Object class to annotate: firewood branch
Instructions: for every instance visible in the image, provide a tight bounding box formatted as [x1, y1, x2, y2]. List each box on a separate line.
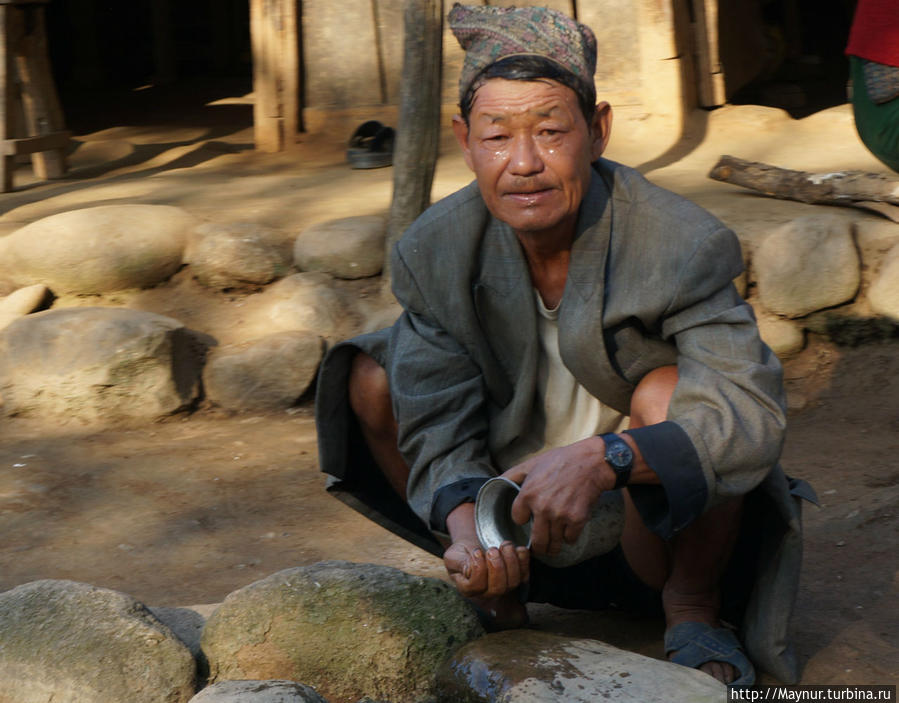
[708, 155, 899, 206]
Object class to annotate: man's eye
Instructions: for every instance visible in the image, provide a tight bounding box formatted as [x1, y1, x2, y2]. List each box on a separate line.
[484, 134, 508, 142]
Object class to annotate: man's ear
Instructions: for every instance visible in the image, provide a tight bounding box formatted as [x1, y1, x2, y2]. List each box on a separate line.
[452, 114, 476, 172]
[589, 101, 613, 160]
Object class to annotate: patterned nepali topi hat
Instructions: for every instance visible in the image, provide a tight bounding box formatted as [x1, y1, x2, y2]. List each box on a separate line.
[448, 3, 597, 105]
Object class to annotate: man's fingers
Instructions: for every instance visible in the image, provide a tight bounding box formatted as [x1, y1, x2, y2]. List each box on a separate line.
[484, 547, 508, 596]
[562, 518, 586, 545]
[516, 546, 530, 582]
[500, 463, 527, 485]
[445, 545, 488, 596]
[510, 492, 532, 526]
[547, 517, 566, 556]
[498, 541, 521, 587]
[529, 513, 550, 555]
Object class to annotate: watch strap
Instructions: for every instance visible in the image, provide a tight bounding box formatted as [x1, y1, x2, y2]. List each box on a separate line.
[600, 432, 633, 489]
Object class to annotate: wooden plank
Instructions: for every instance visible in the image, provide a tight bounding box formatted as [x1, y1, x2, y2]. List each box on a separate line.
[691, 0, 725, 107]
[279, 0, 300, 146]
[250, 0, 281, 151]
[303, 0, 382, 109]
[1, 129, 70, 156]
[0, 5, 15, 191]
[15, 5, 65, 179]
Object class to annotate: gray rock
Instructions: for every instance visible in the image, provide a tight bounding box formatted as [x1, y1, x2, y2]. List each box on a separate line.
[755, 215, 860, 318]
[187, 222, 293, 290]
[203, 331, 324, 412]
[190, 680, 328, 703]
[436, 630, 725, 703]
[0, 204, 196, 294]
[258, 272, 356, 339]
[294, 216, 386, 279]
[0, 579, 195, 703]
[201, 561, 484, 703]
[868, 242, 899, 321]
[0, 284, 52, 331]
[756, 310, 806, 358]
[0, 307, 204, 423]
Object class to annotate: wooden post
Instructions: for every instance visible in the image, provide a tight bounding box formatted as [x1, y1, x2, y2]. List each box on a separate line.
[0, 4, 15, 191]
[250, 0, 300, 152]
[15, 2, 65, 179]
[383, 0, 443, 286]
[0, 0, 70, 191]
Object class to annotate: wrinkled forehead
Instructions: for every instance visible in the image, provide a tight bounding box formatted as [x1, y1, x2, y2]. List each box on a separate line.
[468, 78, 583, 121]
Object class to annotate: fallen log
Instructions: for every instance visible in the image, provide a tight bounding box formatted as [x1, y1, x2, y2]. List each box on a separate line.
[708, 155, 899, 222]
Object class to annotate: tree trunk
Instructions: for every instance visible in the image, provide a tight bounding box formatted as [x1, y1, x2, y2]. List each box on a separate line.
[383, 0, 443, 290]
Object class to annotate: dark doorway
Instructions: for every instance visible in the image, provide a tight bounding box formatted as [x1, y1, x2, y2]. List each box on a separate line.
[725, 0, 856, 118]
[45, 0, 253, 135]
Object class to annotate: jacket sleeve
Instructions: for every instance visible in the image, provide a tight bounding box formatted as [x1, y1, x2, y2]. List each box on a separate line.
[627, 226, 787, 539]
[388, 245, 497, 533]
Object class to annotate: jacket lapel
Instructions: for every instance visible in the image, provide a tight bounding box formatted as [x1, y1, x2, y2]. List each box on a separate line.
[558, 169, 635, 414]
[473, 218, 538, 415]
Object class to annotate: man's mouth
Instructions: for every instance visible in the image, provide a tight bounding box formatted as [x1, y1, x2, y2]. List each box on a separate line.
[504, 188, 553, 204]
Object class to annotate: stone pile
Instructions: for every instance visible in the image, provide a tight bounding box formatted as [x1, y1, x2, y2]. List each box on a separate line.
[748, 214, 899, 356]
[0, 204, 895, 424]
[0, 205, 385, 422]
[0, 562, 729, 703]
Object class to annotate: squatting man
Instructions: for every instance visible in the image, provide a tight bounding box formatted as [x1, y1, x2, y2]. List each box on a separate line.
[316, 3, 815, 688]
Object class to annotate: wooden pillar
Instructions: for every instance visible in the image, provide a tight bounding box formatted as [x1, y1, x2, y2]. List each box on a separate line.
[0, 4, 15, 192]
[383, 0, 443, 286]
[250, 0, 300, 152]
[0, 0, 70, 191]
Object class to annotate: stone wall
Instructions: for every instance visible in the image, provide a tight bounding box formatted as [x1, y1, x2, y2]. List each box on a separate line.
[0, 203, 895, 425]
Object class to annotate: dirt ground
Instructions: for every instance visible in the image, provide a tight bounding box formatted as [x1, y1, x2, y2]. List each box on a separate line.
[0, 80, 896, 687]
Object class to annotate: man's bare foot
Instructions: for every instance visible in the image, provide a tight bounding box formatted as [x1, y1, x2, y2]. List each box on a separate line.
[468, 592, 529, 631]
[663, 584, 736, 684]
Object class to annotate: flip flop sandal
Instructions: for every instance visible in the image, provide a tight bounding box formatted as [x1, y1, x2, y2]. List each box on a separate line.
[347, 120, 395, 169]
[664, 621, 756, 688]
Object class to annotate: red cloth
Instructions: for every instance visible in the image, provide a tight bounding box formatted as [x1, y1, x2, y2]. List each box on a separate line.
[846, 0, 899, 66]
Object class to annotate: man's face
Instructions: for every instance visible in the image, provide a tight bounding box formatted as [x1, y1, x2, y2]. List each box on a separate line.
[453, 78, 611, 241]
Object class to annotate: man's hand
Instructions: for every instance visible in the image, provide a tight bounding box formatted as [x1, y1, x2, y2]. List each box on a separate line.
[501, 436, 613, 557]
[444, 502, 529, 598]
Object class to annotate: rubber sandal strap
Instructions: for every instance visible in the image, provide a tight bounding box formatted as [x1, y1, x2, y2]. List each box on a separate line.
[664, 622, 756, 687]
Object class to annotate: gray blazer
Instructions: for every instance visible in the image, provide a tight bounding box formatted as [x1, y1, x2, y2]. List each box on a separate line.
[316, 159, 815, 683]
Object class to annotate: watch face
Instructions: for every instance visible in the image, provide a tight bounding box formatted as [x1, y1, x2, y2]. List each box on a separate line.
[606, 438, 633, 469]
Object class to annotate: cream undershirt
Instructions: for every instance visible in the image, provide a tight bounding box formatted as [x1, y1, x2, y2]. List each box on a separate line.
[494, 291, 628, 470]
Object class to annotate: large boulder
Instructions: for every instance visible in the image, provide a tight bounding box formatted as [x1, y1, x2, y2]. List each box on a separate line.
[254, 272, 356, 340]
[868, 242, 899, 322]
[754, 215, 860, 318]
[203, 331, 324, 412]
[0, 579, 196, 703]
[186, 222, 293, 290]
[436, 631, 725, 703]
[0, 204, 196, 294]
[293, 216, 386, 279]
[201, 561, 484, 703]
[0, 307, 204, 423]
[190, 681, 329, 703]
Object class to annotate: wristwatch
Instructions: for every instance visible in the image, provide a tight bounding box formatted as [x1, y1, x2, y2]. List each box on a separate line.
[600, 433, 633, 489]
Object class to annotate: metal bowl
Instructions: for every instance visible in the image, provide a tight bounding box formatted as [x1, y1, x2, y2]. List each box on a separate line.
[474, 475, 625, 568]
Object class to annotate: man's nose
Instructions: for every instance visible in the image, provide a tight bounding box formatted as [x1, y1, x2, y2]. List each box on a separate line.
[507, 135, 543, 176]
